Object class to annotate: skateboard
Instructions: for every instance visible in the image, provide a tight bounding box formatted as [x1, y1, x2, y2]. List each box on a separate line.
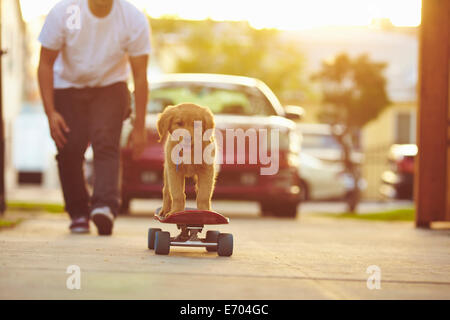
[148, 207, 233, 257]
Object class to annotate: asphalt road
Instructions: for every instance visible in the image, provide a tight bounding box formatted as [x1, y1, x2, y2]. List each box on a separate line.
[1, 200, 449, 300]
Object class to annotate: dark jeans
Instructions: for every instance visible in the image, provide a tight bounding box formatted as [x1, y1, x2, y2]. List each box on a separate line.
[54, 82, 130, 219]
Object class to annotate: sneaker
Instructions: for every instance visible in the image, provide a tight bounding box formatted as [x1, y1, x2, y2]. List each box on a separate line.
[91, 206, 114, 235]
[70, 217, 90, 234]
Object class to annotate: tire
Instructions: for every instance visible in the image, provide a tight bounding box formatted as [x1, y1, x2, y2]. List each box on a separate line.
[205, 230, 220, 252]
[259, 201, 299, 218]
[155, 231, 171, 255]
[119, 196, 131, 215]
[277, 202, 298, 218]
[217, 233, 233, 257]
[148, 228, 161, 250]
[299, 179, 309, 202]
[259, 202, 274, 217]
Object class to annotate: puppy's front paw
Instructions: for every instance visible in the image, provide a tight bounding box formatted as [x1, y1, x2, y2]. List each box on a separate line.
[165, 206, 184, 217]
[164, 210, 177, 218]
[159, 206, 170, 217]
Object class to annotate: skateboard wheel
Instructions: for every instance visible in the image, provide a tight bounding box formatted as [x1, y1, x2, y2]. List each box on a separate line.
[217, 233, 233, 257]
[205, 231, 220, 252]
[155, 231, 170, 255]
[148, 228, 161, 250]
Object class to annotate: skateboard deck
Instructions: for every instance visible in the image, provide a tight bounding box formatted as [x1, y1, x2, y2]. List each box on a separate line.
[154, 207, 229, 225]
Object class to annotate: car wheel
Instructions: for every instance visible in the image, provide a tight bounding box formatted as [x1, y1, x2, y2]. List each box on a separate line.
[259, 201, 274, 217]
[119, 196, 131, 215]
[273, 202, 299, 218]
[276, 203, 298, 218]
[299, 179, 309, 202]
[259, 201, 299, 218]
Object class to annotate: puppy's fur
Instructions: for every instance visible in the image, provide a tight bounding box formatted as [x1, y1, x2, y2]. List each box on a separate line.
[157, 103, 216, 217]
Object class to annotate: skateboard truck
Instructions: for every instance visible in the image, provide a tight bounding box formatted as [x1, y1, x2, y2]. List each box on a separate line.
[173, 225, 202, 241]
[148, 207, 233, 256]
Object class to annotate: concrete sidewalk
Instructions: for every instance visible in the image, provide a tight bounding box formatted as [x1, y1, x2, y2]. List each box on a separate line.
[0, 210, 449, 299]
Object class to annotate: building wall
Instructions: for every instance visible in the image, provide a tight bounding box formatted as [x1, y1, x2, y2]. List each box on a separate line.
[361, 102, 417, 199]
[1, 0, 26, 191]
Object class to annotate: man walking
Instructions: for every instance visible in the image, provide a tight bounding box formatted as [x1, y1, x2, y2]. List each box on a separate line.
[37, 0, 150, 235]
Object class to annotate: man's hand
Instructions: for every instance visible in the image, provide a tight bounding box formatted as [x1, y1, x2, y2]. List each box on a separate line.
[48, 111, 70, 148]
[38, 46, 67, 148]
[128, 126, 147, 160]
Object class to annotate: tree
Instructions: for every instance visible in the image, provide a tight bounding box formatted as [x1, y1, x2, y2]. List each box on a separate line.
[312, 53, 390, 212]
[150, 17, 307, 102]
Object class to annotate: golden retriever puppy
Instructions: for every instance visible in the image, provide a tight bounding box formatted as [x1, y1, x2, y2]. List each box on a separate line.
[157, 103, 216, 217]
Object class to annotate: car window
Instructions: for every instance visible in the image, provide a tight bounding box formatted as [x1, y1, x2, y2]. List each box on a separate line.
[299, 153, 323, 168]
[302, 133, 341, 150]
[148, 84, 276, 116]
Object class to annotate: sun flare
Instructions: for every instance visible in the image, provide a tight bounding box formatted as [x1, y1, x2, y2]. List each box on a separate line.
[20, 0, 421, 29]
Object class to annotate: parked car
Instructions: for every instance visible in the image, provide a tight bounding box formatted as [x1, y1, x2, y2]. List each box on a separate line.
[380, 144, 416, 200]
[297, 123, 363, 164]
[120, 73, 304, 217]
[297, 123, 366, 210]
[298, 153, 354, 201]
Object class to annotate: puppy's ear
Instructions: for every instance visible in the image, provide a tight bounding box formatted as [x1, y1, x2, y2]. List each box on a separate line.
[157, 105, 175, 142]
[202, 108, 215, 131]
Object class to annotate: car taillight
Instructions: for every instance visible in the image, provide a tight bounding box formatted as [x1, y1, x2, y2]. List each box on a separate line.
[267, 129, 300, 168]
[397, 157, 414, 174]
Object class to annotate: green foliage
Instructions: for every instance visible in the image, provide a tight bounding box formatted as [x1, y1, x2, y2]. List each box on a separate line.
[312, 53, 391, 213]
[313, 53, 390, 128]
[150, 17, 307, 102]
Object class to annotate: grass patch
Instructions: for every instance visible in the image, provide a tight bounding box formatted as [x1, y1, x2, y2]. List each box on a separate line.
[320, 208, 415, 221]
[0, 201, 64, 230]
[6, 201, 64, 214]
[0, 218, 23, 229]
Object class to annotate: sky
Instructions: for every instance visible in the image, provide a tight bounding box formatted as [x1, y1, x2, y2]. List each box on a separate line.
[19, 0, 422, 30]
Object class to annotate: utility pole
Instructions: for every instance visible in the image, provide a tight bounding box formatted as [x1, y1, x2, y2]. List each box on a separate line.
[0, 0, 6, 215]
[415, 0, 450, 227]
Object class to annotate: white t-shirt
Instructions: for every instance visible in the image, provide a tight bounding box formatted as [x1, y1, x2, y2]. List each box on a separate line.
[38, 0, 151, 88]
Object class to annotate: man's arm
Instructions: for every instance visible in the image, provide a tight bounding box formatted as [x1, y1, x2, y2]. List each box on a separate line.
[129, 54, 149, 159]
[38, 46, 70, 148]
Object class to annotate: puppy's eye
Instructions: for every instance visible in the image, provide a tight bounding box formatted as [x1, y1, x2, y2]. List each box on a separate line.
[175, 120, 184, 126]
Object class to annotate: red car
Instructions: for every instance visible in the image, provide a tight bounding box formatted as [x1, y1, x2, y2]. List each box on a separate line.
[380, 144, 416, 200]
[120, 73, 303, 217]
